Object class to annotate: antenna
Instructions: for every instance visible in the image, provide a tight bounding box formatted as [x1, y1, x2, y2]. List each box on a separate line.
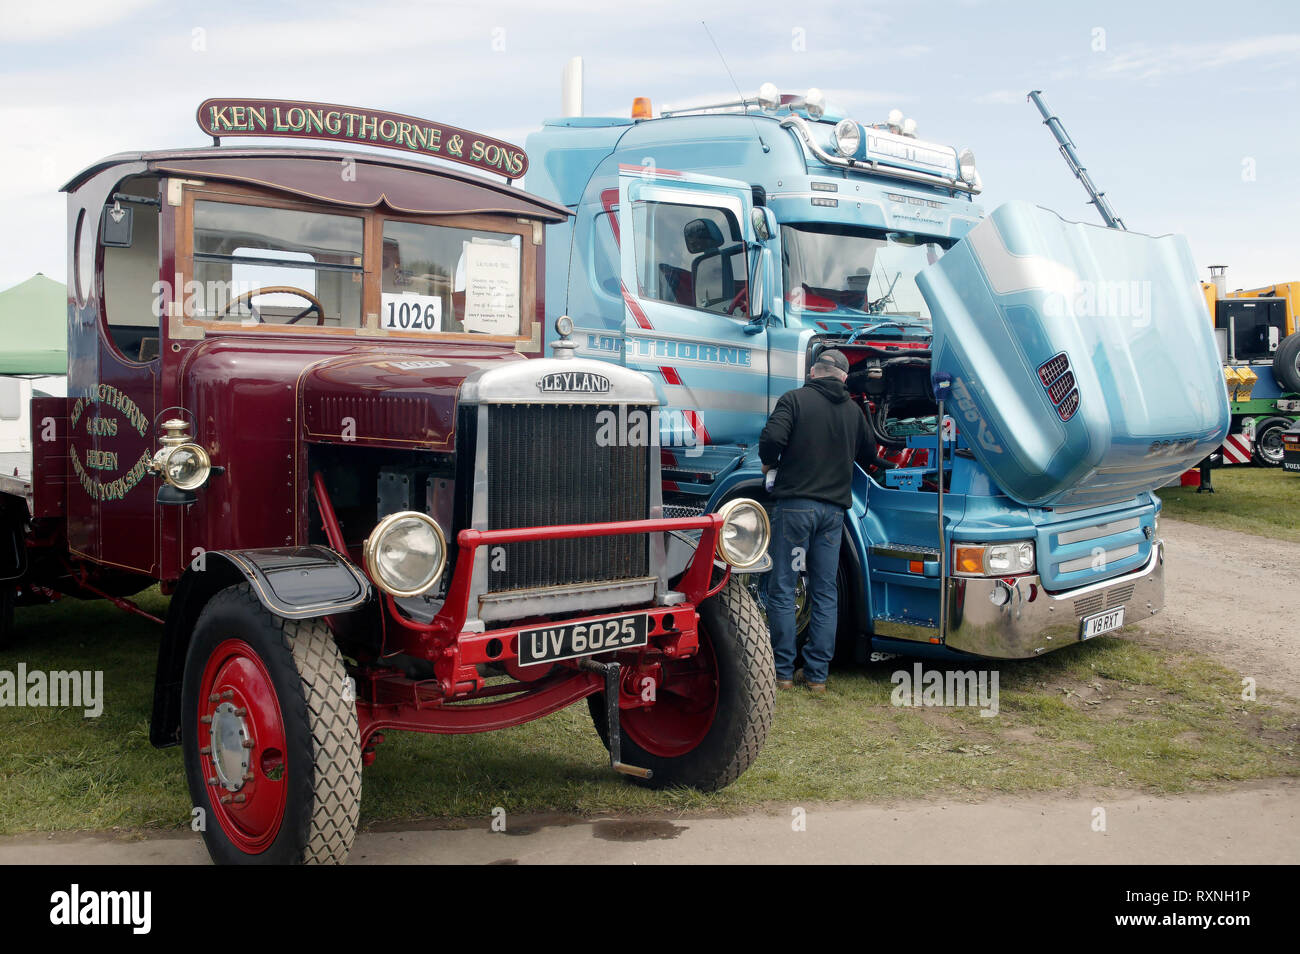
[700, 20, 769, 153]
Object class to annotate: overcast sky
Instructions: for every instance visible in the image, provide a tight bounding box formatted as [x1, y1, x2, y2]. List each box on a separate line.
[1, 0, 1296, 291]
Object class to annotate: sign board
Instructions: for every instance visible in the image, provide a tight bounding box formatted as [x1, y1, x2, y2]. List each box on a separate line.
[196, 98, 528, 179]
[460, 240, 521, 335]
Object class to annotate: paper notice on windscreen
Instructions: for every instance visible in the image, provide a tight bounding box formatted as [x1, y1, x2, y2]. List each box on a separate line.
[461, 240, 520, 335]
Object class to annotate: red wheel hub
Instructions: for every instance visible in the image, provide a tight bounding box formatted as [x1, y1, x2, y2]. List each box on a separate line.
[621, 631, 719, 758]
[197, 639, 287, 854]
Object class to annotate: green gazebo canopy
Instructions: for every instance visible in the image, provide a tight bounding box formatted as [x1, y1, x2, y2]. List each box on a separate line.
[0, 274, 67, 374]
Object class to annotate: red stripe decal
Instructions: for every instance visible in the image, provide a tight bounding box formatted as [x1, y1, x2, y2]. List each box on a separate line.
[660, 366, 682, 386]
[683, 409, 710, 447]
[618, 163, 683, 177]
[621, 284, 652, 330]
[600, 188, 620, 244]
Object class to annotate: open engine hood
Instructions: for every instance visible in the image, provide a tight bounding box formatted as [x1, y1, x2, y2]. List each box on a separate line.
[916, 201, 1230, 509]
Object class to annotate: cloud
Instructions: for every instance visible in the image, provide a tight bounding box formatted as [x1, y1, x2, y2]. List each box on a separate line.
[2, 0, 163, 42]
[1093, 33, 1300, 81]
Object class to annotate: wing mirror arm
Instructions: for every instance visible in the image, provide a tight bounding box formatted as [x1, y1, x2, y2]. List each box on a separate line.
[744, 240, 773, 335]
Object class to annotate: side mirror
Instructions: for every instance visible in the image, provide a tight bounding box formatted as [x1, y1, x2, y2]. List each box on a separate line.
[750, 207, 776, 243]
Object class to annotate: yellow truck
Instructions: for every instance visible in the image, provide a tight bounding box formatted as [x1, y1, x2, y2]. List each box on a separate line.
[1202, 267, 1300, 466]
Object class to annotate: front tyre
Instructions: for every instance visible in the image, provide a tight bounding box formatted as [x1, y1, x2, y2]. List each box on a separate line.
[589, 576, 774, 790]
[182, 584, 361, 865]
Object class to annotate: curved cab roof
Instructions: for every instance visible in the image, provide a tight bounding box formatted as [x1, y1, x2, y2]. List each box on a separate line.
[62, 146, 570, 221]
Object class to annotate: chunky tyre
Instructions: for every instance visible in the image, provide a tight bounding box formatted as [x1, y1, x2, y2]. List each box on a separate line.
[1273, 333, 1300, 394]
[1251, 417, 1290, 467]
[589, 576, 774, 790]
[182, 584, 361, 865]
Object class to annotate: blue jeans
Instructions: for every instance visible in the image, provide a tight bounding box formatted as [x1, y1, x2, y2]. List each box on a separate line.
[767, 498, 844, 684]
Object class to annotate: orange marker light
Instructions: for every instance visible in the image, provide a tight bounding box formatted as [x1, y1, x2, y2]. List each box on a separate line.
[953, 546, 985, 575]
[632, 97, 653, 120]
[908, 560, 924, 574]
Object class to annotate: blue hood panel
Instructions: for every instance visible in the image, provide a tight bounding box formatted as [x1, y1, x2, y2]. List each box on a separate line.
[917, 201, 1230, 508]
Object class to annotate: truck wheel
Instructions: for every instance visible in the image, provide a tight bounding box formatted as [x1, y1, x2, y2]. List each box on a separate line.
[182, 583, 361, 865]
[1251, 417, 1289, 467]
[588, 576, 774, 790]
[0, 585, 14, 650]
[1273, 333, 1300, 394]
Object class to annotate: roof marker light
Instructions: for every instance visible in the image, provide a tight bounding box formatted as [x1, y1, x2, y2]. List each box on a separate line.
[632, 97, 653, 120]
[902, 117, 917, 137]
[757, 82, 780, 109]
[804, 88, 826, 119]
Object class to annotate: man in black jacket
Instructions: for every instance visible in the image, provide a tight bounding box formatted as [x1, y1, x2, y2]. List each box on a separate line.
[759, 349, 890, 692]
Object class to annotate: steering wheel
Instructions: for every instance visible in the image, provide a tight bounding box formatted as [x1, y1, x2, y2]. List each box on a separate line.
[217, 286, 326, 326]
[727, 287, 748, 316]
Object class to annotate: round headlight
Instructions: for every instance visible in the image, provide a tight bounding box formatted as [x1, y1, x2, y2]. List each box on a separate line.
[834, 119, 861, 158]
[715, 498, 771, 569]
[163, 443, 211, 491]
[364, 511, 447, 598]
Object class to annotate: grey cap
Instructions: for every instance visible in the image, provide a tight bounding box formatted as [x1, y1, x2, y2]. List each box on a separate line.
[814, 349, 849, 373]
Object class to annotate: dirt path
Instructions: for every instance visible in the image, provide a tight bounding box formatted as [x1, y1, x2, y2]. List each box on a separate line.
[1148, 519, 1300, 697]
[1, 780, 1295, 864]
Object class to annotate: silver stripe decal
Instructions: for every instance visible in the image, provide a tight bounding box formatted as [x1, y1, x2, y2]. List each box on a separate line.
[1057, 517, 1140, 546]
[1057, 544, 1140, 574]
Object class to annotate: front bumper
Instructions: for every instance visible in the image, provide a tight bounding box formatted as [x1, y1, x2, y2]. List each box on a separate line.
[944, 540, 1164, 659]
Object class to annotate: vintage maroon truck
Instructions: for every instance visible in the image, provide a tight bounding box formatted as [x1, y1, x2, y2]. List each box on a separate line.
[0, 100, 774, 864]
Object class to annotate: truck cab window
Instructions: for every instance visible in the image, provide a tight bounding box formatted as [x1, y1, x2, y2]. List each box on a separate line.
[101, 178, 161, 362]
[192, 201, 363, 327]
[381, 221, 523, 335]
[631, 201, 748, 318]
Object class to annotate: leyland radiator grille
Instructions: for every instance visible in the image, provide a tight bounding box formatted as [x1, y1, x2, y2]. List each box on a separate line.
[486, 404, 650, 592]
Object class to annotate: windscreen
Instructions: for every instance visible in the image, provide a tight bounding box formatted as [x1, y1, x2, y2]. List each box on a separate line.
[781, 223, 949, 320]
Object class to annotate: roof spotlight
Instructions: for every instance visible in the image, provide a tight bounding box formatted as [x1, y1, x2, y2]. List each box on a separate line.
[804, 88, 826, 119]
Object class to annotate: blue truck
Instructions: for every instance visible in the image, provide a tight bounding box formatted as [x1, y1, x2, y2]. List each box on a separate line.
[524, 77, 1230, 661]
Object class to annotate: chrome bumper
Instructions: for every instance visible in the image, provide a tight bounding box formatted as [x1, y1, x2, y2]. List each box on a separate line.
[943, 541, 1164, 659]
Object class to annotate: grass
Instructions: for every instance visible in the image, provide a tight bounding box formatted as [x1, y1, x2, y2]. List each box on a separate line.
[0, 592, 1296, 835]
[1159, 466, 1300, 542]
